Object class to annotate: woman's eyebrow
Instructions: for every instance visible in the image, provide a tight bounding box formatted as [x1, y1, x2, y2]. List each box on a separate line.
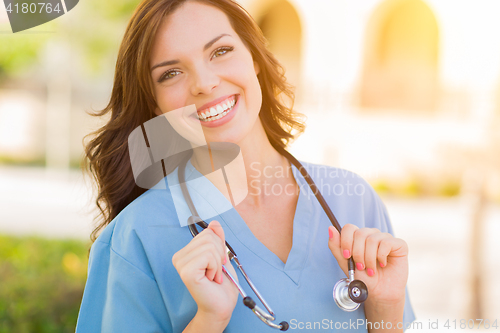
[203, 33, 231, 51]
[150, 33, 231, 72]
[151, 59, 180, 72]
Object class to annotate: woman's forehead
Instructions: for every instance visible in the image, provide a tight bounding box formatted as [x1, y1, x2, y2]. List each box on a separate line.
[151, 2, 237, 58]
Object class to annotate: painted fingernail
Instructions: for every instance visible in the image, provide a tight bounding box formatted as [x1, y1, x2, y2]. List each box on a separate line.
[380, 262, 385, 268]
[343, 250, 350, 259]
[328, 228, 333, 239]
[356, 262, 364, 270]
[367, 268, 375, 276]
[223, 257, 227, 265]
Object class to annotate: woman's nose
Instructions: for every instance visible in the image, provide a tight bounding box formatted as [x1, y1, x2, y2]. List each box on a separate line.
[190, 64, 220, 96]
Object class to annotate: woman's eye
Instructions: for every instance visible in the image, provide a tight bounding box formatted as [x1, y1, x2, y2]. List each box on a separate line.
[158, 70, 181, 83]
[212, 46, 234, 59]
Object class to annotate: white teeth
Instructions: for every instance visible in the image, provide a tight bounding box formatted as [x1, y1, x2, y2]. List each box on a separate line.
[197, 96, 237, 122]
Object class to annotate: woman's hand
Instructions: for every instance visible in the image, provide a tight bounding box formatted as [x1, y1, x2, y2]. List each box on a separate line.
[327, 224, 409, 306]
[172, 221, 239, 331]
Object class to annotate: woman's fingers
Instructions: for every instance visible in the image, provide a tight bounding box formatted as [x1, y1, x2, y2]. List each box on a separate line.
[174, 242, 221, 282]
[173, 220, 227, 284]
[328, 224, 408, 276]
[352, 228, 379, 272]
[364, 232, 388, 275]
[327, 226, 348, 275]
[376, 236, 408, 265]
[339, 224, 358, 260]
[328, 224, 375, 275]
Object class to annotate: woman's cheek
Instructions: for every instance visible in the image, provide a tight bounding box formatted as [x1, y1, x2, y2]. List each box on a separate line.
[224, 58, 255, 80]
[158, 87, 189, 113]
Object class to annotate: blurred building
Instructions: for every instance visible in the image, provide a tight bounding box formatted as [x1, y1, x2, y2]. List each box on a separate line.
[1, 0, 500, 197]
[241, 0, 500, 198]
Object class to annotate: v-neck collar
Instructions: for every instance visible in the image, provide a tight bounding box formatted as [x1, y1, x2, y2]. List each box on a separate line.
[167, 159, 316, 285]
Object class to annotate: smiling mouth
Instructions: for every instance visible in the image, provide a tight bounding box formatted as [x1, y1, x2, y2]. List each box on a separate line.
[196, 95, 237, 122]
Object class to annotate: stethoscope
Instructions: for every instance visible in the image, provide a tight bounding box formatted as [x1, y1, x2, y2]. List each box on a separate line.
[177, 148, 369, 331]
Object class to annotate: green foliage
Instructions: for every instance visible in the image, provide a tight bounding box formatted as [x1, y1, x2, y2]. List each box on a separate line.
[60, 0, 140, 76]
[0, 33, 49, 78]
[89, 0, 140, 20]
[0, 234, 89, 333]
[0, 155, 46, 167]
[0, 0, 139, 78]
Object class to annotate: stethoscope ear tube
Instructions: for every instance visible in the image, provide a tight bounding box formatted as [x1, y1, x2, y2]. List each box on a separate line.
[278, 149, 369, 310]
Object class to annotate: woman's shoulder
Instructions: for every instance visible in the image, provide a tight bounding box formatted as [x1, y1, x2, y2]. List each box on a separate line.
[97, 186, 176, 237]
[298, 160, 372, 188]
[297, 160, 391, 230]
[91, 184, 184, 271]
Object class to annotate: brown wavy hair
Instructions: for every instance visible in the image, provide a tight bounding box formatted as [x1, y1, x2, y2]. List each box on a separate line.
[84, 0, 306, 242]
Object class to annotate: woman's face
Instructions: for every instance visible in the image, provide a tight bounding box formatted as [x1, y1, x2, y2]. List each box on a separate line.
[150, 1, 263, 145]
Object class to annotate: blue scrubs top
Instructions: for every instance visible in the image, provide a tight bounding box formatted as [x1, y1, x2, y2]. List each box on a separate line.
[76, 161, 416, 332]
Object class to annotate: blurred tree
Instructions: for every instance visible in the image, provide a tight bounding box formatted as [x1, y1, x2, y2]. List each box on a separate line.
[0, 0, 139, 80]
[0, 34, 49, 79]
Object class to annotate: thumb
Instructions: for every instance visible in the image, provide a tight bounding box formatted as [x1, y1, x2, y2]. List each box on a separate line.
[328, 226, 348, 275]
[208, 220, 226, 244]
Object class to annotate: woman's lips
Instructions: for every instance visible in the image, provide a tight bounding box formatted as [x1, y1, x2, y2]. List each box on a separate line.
[197, 94, 235, 113]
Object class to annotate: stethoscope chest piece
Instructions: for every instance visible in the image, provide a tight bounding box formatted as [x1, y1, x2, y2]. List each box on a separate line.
[333, 277, 368, 312]
[333, 278, 360, 311]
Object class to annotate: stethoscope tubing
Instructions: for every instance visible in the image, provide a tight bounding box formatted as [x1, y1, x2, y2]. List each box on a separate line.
[179, 155, 277, 316]
[178, 153, 287, 329]
[176, 147, 364, 329]
[277, 148, 357, 272]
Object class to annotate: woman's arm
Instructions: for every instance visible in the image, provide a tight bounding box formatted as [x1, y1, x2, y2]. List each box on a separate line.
[364, 297, 405, 333]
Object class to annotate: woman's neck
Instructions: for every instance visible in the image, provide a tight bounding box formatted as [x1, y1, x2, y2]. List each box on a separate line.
[190, 121, 293, 207]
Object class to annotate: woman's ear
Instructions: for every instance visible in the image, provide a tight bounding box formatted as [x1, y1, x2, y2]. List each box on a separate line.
[254, 61, 260, 75]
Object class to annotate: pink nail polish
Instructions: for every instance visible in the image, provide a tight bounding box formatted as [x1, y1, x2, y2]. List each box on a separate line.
[328, 228, 333, 239]
[367, 268, 374, 276]
[356, 262, 364, 270]
[380, 262, 385, 268]
[343, 250, 350, 259]
[223, 257, 227, 265]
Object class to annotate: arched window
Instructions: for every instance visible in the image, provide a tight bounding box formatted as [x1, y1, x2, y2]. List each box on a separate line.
[360, 0, 439, 112]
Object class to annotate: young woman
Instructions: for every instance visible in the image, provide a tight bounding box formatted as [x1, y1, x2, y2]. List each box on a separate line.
[76, 0, 415, 332]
